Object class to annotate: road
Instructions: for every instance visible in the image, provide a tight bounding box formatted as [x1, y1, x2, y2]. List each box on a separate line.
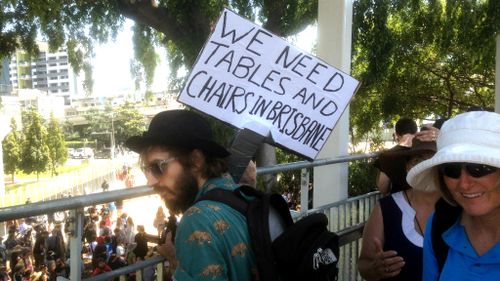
[107, 166, 168, 235]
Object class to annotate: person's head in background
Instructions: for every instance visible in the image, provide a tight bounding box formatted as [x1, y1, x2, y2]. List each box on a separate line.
[394, 117, 418, 146]
[239, 160, 257, 187]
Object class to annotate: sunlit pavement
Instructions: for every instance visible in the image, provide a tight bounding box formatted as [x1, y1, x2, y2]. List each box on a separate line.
[108, 166, 167, 235]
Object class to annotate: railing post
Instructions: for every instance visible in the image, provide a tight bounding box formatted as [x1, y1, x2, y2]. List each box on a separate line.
[69, 208, 84, 280]
[300, 169, 309, 215]
[156, 262, 164, 281]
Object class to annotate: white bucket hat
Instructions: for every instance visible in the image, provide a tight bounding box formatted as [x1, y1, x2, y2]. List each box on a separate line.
[406, 111, 500, 191]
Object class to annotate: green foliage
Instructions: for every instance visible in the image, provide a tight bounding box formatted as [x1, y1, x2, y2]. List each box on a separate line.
[20, 109, 50, 179]
[348, 156, 378, 196]
[132, 24, 158, 88]
[83, 103, 146, 147]
[144, 90, 155, 104]
[275, 147, 305, 203]
[2, 118, 23, 181]
[46, 113, 67, 176]
[351, 0, 500, 140]
[113, 102, 147, 145]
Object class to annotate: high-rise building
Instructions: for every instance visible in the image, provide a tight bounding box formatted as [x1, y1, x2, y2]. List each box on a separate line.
[0, 58, 11, 95]
[8, 42, 80, 102]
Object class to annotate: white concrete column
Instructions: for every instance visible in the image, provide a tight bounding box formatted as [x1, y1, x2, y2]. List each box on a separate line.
[496, 34, 500, 113]
[313, 0, 353, 207]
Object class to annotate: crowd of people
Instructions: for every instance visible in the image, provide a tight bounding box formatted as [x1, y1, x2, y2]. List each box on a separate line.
[2, 108, 498, 281]
[1, 200, 178, 281]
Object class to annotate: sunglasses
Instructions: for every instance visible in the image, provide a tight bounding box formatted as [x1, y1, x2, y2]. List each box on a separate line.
[439, 163, 497, 179]
[141, 157, 177, 178]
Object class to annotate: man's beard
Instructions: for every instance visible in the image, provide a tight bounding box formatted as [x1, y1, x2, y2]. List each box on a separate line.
[163, 170, 199, 215]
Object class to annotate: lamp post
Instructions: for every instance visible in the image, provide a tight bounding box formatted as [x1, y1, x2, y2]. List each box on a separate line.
[110, 113, 115, 159]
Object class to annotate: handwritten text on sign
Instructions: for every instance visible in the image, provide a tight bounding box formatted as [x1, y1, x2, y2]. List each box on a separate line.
[179, 8, 360, 159]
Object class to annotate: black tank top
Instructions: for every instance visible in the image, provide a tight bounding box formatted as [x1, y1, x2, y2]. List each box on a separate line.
[379, 193, 423, 281]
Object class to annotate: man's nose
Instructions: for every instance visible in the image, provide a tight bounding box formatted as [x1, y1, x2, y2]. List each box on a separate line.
[145, 173, 159, 187]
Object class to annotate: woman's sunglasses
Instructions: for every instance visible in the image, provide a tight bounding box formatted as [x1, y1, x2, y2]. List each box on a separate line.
[439, 163, 497, 179]
[141, 157, 177, 178]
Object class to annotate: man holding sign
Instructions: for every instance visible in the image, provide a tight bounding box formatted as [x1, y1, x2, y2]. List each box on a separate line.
[126, 110, 257, 280]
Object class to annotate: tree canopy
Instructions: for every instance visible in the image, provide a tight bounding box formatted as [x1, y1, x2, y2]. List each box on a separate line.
[2, 118, 22, 181]
[1, 0, 317, 92]
[350, 0, 500, 142]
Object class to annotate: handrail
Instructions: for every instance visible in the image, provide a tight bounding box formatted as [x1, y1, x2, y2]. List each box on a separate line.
[256, 152, 380, 175]
[303, 190, 380, 216]
[83, 256, 165, 281]
[0, 152, 379, 221]
[0, 186, 155, 221]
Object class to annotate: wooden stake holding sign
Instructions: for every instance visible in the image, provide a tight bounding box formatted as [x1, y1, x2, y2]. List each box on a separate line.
[179, 8, 360, 160]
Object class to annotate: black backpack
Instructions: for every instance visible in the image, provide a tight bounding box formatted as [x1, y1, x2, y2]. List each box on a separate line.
[430, 198, 462, 276]
[198, 185, 339, 281]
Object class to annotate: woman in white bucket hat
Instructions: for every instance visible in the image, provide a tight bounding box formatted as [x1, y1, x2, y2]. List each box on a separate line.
[406, 111, 500, 281]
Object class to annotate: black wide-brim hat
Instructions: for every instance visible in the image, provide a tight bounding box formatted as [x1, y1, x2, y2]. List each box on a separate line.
[381, 138, 437, 160]
[125, 110, 230, 157]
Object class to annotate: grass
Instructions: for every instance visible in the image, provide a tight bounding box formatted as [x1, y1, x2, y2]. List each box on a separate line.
[4, 160, 90, 192]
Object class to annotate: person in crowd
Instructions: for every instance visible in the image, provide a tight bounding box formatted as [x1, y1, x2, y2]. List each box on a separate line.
[8, 250, 22, 280]
[107, 252, 127, 272]
[153, 207, 167, 237]
[0, 264, 10, 281]
[46, 225, 65, 262]
[159, 213, 177, 246]
[125, 110, 257, 280]
[111, 228, 126, 255]
[123, 217, 135, 246]
[11, 264, 24, 281]
[359, 137, 440, 281]
[91, 237, 108, 270]
[374, 117, 418, 194]
[133, 225, 148, 260]
[54, 257, 68, 279]
[91, 257, 112, 277]
[101, 180, 109, 192]
[406, 111, 500, 280]
[4, 228, 19, 252]
[125, 243, 137, 266]
[19, 248, 33, 274]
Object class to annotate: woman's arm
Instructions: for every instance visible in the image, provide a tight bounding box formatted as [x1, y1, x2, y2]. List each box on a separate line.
[358, 204, 405, 281]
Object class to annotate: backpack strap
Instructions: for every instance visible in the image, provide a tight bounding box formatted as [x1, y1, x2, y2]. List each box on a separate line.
[197, 188, 248, 215]
[431, 198, 462, 274]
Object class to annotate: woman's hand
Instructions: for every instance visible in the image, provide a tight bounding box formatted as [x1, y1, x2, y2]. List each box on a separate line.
[415, 125, 439, 142]
[372, 238, 405, 279]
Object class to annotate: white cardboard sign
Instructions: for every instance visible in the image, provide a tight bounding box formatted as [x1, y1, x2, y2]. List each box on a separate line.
[179, 8, 360, 159]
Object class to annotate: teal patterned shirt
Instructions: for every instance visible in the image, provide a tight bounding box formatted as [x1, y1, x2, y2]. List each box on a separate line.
[173, 174, 257, 281]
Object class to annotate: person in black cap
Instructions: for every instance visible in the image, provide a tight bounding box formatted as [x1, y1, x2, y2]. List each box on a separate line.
[374, 117, 418, 195]
[125, 109, 257, 281]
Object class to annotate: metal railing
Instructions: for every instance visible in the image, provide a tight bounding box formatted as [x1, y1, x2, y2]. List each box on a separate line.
[0, 152, 381, 281]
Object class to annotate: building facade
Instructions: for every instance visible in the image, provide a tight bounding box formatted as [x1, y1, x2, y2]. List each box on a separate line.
[8, 42, 80, 101]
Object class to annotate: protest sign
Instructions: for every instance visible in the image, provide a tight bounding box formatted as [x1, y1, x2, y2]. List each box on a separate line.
[179, 8, 360, 159]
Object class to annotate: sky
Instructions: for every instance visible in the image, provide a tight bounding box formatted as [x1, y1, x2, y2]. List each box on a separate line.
[91, 19, 316, 97]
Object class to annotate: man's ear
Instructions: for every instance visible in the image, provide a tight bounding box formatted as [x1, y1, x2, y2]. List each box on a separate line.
[190, 149, 205, 173]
